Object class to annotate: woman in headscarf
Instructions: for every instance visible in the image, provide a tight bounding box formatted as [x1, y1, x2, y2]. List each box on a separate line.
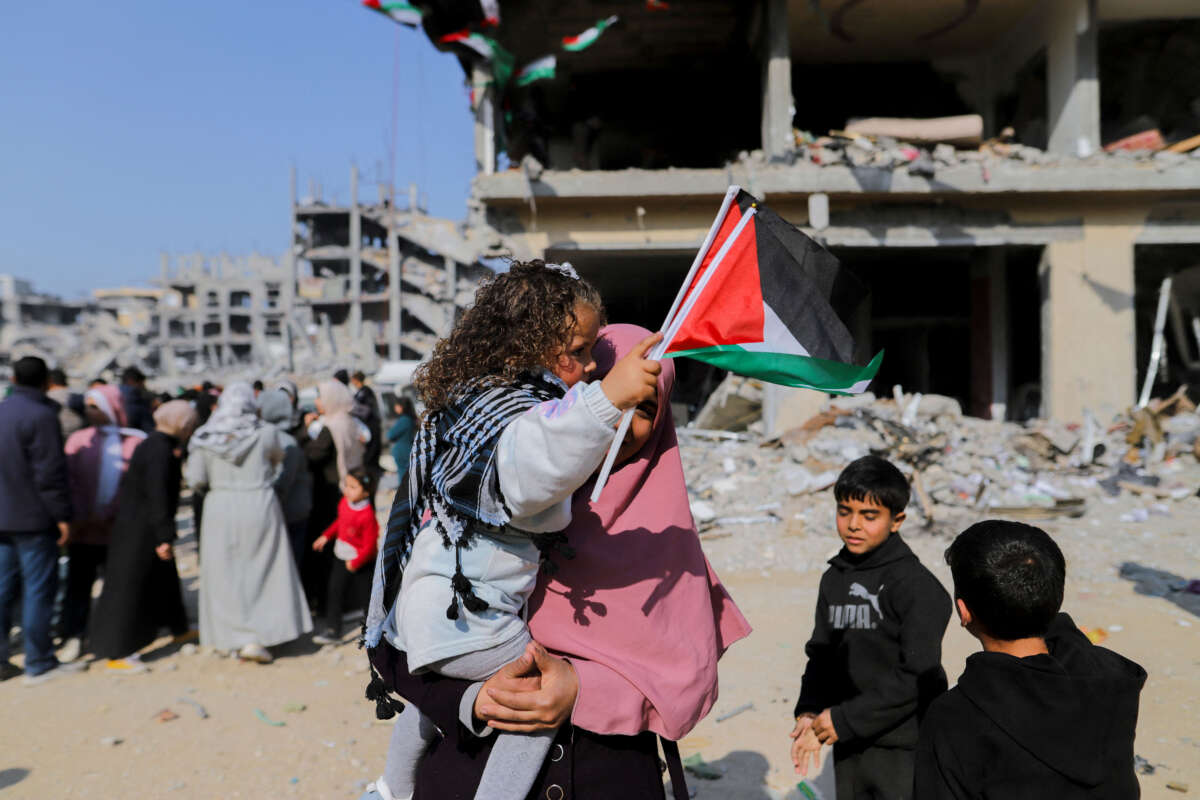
[274, 380, 309, 447]
[186, 383, 312, 663]
[259, 388, 313, 566]
[60, 384, 147, 661]
[365, 324, 751, 800]
[302, 379, 366, 611]
[90, 400, 200, 671]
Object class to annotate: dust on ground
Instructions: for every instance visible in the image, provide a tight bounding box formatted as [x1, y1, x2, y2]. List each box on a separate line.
[3, 481, 1198, 799]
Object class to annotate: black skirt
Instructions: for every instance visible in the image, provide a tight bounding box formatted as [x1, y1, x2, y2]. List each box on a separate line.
[370, 644, 669, 800]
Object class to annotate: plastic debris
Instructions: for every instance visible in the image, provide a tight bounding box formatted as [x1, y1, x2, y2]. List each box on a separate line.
[154, 709, 179, 723]
[99, 737, 123, 747]
[254, 709, 286, 727]
[284, 702, 307, 713]
[715, 702, 754, 723]
[178, 697, 209, 719]
[1079, 626, 1108, 645]
[1166, 781, 1189, 793]
[797, 781, 819, 800]
[682, 753, 722, 780]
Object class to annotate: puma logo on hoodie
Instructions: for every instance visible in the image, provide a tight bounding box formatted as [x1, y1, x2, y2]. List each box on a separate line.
[829, 582, 885, 630]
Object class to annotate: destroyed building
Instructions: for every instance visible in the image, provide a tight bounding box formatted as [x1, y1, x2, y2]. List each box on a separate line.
[292, 166, 492, 366]
[408, 0, 1200, 424]
[0, 274, 87, 369]
[7, 165, 495, 380]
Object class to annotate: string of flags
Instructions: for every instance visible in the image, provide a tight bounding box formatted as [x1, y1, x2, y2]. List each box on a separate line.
[562, 15, 618, 52]
[360, 2, 670, 94]
[362, 0, 423, 27]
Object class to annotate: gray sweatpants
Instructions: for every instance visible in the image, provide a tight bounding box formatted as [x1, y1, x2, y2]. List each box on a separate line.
[382, 630, 556, 800]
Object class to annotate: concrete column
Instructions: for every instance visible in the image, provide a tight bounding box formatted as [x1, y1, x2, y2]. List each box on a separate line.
[969, 249, 1009, 420]
[1040, 210, 1139, 422]
[387, 229, 401, 360]
[1047, 0, 1100, 157]
[989, 254, 1009, 421]
[760, 0, 793, 162]
[286, 165, 297, 372]
[349, 165, 363, 339]
[444, 255, 457, 336]
[472, 65, 496, 175]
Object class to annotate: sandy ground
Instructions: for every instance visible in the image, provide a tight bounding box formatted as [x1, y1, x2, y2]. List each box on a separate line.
[2, 494, 1198, 799]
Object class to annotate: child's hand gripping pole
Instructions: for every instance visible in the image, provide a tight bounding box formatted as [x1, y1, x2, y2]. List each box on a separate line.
[592, 333, 664, 501]
[590, 199, 758, 502]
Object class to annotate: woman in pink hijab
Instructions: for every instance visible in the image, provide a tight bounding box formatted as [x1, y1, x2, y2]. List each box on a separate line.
[370, 324, 751, 800]
[60, 384, 147, 660]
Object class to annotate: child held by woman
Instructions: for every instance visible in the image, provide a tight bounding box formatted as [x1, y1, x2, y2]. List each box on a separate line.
[361, 261, 661, 800]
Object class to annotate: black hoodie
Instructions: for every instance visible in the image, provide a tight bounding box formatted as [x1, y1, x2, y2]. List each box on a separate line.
[915, 612, 1147, 799]
[795, 533, 952, 750]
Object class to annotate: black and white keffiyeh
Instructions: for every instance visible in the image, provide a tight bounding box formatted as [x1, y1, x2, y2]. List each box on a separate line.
[364, 371, 566, 651]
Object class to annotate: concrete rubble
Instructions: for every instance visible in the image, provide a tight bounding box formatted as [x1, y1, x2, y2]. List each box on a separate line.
[680, 383, 1200, 575]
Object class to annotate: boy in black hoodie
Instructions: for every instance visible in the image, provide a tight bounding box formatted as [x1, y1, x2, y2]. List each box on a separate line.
[915, 520, 1146, 799]
[791, 456, 951, 799]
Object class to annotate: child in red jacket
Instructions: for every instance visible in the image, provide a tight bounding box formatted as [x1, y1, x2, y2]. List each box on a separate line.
[312, 468, 379, 644]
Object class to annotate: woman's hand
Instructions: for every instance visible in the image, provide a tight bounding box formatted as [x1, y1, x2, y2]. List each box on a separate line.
[474, 642, 578, 733]
[155, 543, 174, 561]
[312, 536, 328, 552]
[304, 412, 319, 427]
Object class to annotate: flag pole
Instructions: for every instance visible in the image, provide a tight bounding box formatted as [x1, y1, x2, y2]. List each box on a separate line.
[648, 185, 740, 361]
[590, 204, 758, 502]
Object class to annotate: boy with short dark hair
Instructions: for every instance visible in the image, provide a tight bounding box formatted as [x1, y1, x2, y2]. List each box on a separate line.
[791, 455, 951, 800]
[915, 520, 1147, 799]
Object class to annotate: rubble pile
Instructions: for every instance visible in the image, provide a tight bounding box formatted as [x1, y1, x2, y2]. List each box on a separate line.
[681, 386, 1200, 575]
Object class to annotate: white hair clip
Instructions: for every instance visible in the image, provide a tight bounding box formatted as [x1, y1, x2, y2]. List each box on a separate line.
[547, 261, 579, 280]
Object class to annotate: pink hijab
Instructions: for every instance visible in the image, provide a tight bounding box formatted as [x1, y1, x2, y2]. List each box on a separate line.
[527, 324, 752, 740]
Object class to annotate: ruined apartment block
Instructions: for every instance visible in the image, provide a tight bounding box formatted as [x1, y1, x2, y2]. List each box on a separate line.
[292, 165, 492, 366]
[414, 0, 1200, 423]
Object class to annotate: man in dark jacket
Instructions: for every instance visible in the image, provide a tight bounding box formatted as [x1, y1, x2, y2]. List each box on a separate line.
[0, 357, 80, 684]
[915, 521, 1146, 799]
[119, 366, 154, 432]
[349, 370, 382, 501]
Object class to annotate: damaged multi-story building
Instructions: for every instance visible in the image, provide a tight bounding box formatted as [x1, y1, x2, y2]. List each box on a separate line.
[406, 0, 1200, 422]
[143, 166, 493, 376]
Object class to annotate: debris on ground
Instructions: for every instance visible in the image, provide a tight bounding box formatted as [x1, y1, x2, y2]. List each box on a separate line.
[253, 709, 286, 727]
[682, 753, 723, 780]
[178, 697, 209, 719]
[714, 702, 754, 723]
[154, 709, 179, 723]
[680, 383, 1200, 558]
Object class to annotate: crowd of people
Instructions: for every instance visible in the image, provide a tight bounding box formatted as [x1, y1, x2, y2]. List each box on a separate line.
[0, 358, 416, 683]
[2, 259, 1150, 800]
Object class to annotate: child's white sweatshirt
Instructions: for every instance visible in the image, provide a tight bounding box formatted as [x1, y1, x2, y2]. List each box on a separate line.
[386, 381, 620, 671]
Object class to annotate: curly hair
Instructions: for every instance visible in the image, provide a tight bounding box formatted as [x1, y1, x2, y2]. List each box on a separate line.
[414, 260, 605, 414]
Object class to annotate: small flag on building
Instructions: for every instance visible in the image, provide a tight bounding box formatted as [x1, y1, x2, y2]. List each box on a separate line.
[515, 55, 556, 86]
[562, 16, 618, 52]
[662, 188, 882, 394]
[361, 0, 423, 27]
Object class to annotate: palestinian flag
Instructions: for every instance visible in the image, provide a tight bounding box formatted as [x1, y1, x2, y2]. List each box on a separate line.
[563, 16, 618, 51]
[362, 0, 423, 27]
[662, 187, 882, 395]
[479, 0, 500, 25]
[516, 55, 556, 86]
[439, 29, 496, 58]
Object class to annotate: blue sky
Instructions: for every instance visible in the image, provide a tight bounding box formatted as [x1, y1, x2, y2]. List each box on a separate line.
[0, 1, 476, 299]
